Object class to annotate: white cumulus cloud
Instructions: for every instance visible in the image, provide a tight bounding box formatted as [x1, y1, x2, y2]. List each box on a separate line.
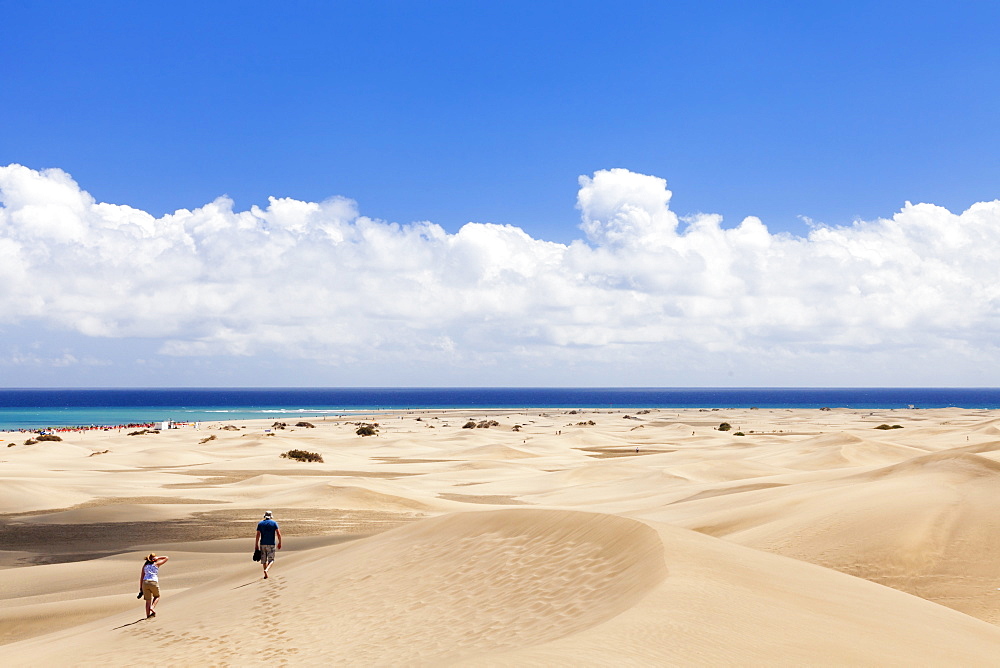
[1, 163, 998, 385]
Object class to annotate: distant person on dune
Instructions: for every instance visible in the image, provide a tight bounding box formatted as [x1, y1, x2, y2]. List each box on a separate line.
[139, 553, 168, 618]
[255, 510, 282, 579]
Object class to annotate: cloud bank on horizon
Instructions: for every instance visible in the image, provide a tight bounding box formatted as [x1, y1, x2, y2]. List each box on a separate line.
[1, 163, 998, 385]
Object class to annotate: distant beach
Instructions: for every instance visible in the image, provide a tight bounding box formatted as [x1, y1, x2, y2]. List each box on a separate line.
[2, 387, 1000, 430]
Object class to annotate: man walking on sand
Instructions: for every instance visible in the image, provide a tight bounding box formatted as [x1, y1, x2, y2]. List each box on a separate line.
[255, 510, 282, 578]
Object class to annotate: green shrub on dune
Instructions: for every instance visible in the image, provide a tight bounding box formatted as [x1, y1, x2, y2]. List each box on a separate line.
[281, 449, 324, 462]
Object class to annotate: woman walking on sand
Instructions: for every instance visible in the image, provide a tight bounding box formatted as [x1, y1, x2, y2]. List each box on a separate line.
[139, 553, 168, 618]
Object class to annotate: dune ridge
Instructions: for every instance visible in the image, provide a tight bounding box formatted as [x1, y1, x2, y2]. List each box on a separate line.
[5, 407, 1000, 663]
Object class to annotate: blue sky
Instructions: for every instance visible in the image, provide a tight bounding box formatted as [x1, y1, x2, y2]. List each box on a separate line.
[1, 1, 999, 386]
[5, 1, 998, 241]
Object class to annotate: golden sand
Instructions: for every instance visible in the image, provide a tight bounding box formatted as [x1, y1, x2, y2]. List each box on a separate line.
[3, 408, 1000, 665]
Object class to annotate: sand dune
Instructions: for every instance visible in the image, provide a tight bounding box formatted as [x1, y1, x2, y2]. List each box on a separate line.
[461, 443, 541, 460]
[263, 480, 437, 512]
[487, 521, 1000, 667]
[757, 431, 927, 469]
[0, 480, 92, 514]
[6, 510, 666, 665]
[662, 457, 793, 482]
[651, 448, 1000, 624]
[6, 408, 1000, 663]
[6, 510, 1000, 666]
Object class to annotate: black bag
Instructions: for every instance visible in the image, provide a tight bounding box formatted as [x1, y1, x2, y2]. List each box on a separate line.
[252, 548, 261, 562]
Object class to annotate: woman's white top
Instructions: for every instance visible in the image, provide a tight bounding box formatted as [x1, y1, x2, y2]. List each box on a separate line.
[142, 563, 159, 582]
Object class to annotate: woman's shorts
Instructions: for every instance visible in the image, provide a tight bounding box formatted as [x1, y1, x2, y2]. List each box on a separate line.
[142, 580, 160, 600]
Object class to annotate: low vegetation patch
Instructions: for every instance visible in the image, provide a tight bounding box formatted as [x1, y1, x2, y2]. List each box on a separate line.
[295, 421, 316, 428]
[463, 419, 500, 429]
[575, 420, 597, 426]
[128, 429, 159, 436]
[356, 423, 378, 436]
[199, 435, 217, 444]
[220, 425, 240, 431]
[734, 431, 745, 436]
[875, 424, 904, 430]
[280, 449, 324, 462]
[718, 423, 732, 431]
[20, 433, 64, 444]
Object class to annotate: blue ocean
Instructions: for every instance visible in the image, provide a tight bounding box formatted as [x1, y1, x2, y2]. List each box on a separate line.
[1, 387, 999, 431]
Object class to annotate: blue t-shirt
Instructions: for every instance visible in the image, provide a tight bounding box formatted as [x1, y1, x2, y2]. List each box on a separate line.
[257, 519, 279, 545]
